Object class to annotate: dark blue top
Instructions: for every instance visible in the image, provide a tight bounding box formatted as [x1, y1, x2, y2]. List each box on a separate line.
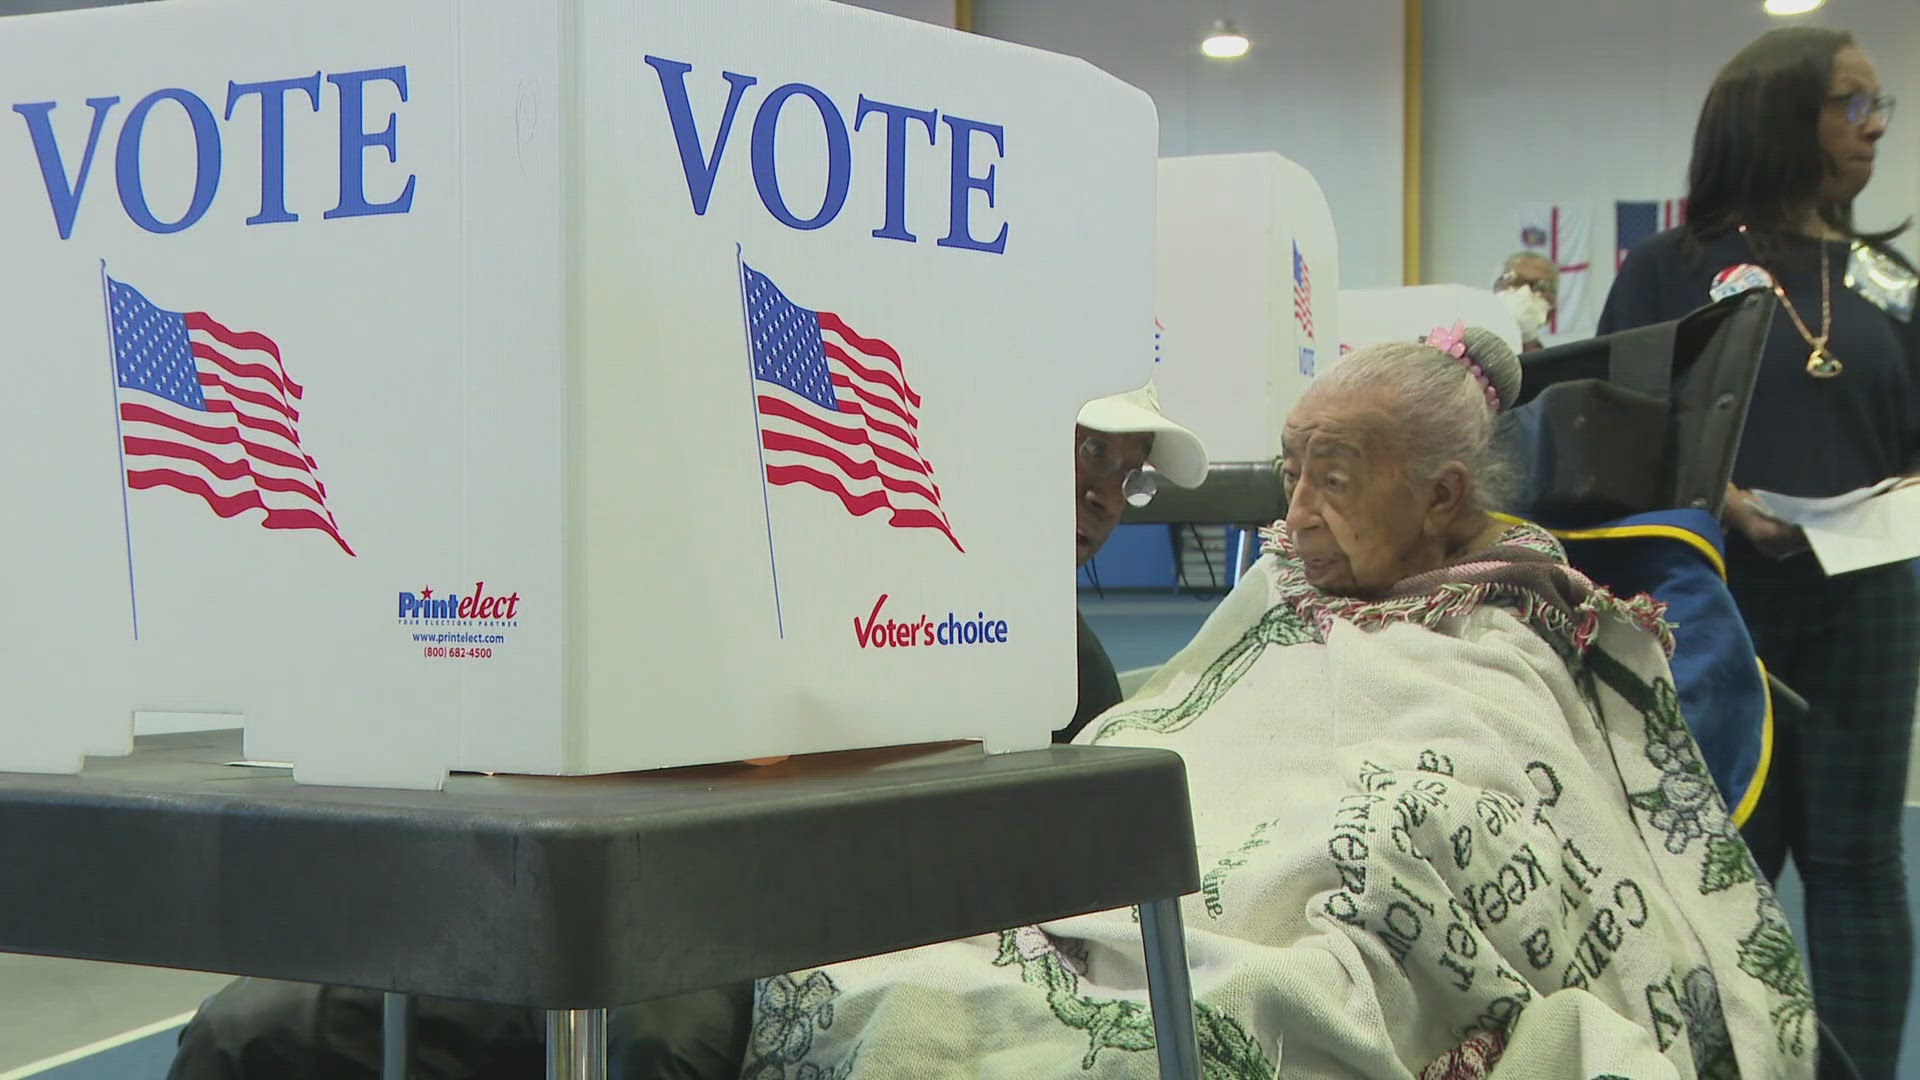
[1599, 227, 1920, 500]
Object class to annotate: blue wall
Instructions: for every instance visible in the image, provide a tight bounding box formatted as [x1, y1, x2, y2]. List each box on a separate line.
[1078, 524, 1176, 590]
[1079, 524, 1261, 593]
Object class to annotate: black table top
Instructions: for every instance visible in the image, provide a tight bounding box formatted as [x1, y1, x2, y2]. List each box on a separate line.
[0, 731, 1198, 1009]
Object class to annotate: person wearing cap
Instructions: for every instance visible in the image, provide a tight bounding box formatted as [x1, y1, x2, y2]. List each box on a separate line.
[1058, 383, 1211, 743]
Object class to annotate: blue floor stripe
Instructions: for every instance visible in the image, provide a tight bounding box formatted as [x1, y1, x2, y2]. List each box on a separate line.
[34, 1026, 180, 1080]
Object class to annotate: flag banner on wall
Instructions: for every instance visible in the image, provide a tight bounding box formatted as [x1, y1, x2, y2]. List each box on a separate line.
[1615, 199, 1687, 270]
[1514, 201, 1595, 339]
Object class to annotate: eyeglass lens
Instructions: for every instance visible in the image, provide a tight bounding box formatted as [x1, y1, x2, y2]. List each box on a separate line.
[1123, 470, 1156, 508]
[1847, 93, 1894, 125]
[1081, 436, 1156, 507]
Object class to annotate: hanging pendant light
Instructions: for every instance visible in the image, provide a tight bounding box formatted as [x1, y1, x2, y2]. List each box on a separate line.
[1201, 16, 1250, 59]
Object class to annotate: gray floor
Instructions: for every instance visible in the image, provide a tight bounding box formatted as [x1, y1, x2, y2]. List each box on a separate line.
[9, 593, 1920, 1078]
[0, 955, 227, 1076]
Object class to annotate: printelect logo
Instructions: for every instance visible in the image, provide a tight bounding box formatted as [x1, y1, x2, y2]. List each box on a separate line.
[852, 593, 1009, 649]
[397, 581, 520, 622]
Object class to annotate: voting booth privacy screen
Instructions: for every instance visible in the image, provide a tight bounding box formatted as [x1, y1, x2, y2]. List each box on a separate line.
[0, 0, 1159, 787]
[1152, 153, 1338, 466]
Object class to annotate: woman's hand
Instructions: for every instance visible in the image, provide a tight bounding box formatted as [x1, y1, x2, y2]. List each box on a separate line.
[1722, 483, 1810, 559]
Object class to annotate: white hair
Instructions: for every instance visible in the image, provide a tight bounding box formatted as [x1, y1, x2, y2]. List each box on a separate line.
[1307, 327, 1523, 513]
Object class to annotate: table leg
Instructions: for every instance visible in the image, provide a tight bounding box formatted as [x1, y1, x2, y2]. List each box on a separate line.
[545, 1008, 608, 1080]
[380, 992, 413, 1080]
[1139, 897, 1202, 1080]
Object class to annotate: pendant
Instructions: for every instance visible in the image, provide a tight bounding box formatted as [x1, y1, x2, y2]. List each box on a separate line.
[1806, 348, 1843, 378]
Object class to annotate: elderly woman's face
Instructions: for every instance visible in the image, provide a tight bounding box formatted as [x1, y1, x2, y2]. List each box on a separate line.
[1280, 386, 1455, 596]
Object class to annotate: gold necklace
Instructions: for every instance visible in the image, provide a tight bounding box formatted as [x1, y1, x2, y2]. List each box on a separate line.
[1741, 225, 1841, 378]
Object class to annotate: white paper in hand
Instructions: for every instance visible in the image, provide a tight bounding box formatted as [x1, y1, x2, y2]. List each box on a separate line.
[1750, 479, 1900, 524]
[1752, 481, 1920, 575]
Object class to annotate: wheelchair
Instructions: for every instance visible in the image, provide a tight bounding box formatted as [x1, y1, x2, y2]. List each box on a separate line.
[1504, 289, 1789, 828]
[1513, 285, 1866, 1080]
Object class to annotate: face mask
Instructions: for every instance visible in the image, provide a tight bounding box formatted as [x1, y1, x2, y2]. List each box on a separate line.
[1497, 286, 1551, 338]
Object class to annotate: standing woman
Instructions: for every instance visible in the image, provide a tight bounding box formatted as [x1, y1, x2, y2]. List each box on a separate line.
[1600, 27, 1918, 1078]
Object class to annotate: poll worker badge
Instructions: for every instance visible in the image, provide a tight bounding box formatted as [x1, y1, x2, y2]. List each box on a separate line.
[1845, 242, 1916, 323]
[1710, 263, 1776, 303]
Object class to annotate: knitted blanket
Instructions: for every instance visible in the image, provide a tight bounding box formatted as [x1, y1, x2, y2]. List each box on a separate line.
[741, 523, 1814, 1080]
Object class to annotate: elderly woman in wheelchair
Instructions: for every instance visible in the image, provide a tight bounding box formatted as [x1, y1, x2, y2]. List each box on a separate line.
[745, 326, 1814, 1080]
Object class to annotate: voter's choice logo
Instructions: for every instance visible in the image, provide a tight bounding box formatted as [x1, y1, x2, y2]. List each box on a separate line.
[851, 593, 1011, 650]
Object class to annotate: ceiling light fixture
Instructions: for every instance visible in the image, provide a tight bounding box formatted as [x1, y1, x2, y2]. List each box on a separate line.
[1201, 17, 1250, 60]
[1763, 0, 1825, 15]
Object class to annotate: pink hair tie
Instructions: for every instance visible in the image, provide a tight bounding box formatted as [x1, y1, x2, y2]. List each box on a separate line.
[1427, 321, 1501, 413]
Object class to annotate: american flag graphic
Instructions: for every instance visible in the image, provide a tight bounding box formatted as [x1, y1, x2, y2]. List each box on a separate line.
[1615, 199, 1687, 270]
[743, 263, 961, 553]
[106, 277, 352, 555]
[1292, 241, 1314, 340]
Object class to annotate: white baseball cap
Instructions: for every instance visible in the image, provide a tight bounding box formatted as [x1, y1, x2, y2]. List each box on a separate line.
[1075, 383, 1210, 488]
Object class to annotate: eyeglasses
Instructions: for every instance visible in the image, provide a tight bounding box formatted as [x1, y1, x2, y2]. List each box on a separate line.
[1078, 434, 1156, 507]
[1830, 92, 1896, 127]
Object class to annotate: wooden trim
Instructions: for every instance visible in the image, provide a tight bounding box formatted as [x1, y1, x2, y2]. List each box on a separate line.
[1402, 0, 1422, 285]
[955, 0, 972, 33]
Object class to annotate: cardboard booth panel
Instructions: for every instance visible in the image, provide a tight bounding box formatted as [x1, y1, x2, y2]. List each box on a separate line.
[1152, 153, 1338, 465]
[570, 0, 1158, 772]
[0, 0, 494, 788]
[0, 0, 1158, 787]
[1339, 285, 1522, 357]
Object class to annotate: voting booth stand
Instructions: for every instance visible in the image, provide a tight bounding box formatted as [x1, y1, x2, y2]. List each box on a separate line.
[1338, 284, 1523, 357]
[1103, 153, 1334, 586]
[1, 0, 1161, 790]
